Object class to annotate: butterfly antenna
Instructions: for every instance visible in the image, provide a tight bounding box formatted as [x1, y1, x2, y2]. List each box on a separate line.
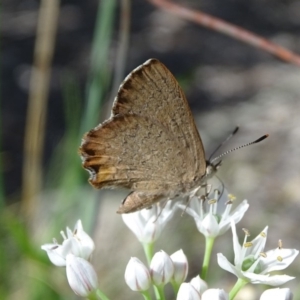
[210, 134, 269, 164]
[208, 126, 239, 161]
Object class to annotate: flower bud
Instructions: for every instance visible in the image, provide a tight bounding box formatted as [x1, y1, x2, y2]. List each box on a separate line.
[190, 275, 208, 294]
[125, 257, 151, 291]
[66, 254, 98, 297]
[170, 249, 188, 284]
[202, 289, 229, 300]
[150, 250, 174, 285]
[177, 283, 201, 300]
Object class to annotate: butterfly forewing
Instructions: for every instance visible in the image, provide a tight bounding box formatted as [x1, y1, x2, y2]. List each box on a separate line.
[80, 59, 207, 213]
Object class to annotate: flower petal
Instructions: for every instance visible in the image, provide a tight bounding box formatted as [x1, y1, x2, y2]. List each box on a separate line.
[198, 214, 220, 237]
[244, 227, 268, 259]
[219, 200, 249, 235]
[73, 220, 95, 259]
[41, 243, 67, 266]
[217, 253, 241, 278]
[230, 222, 243, 266]
[242, 271, 295, 286]
[260, 249, 299, 273]
[260, 288, 293, 300]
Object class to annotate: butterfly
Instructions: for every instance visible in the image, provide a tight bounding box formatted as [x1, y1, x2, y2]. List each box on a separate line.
[79, 59, 220, 213]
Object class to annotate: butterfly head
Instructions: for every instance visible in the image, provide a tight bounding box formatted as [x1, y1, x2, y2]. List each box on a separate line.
[205, 160, 222, 180]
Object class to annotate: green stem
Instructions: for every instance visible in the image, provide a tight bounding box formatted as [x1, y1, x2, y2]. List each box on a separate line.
[141, 290, 152, 300]
[153, 285, 166, 300]
[142, 243, 160, 299]
[201, 236, 215, 280]
[87, 290, 98, 300]
[170, 279, 180, 295]
[95, 288, 111, 300]
[143, 242, 154, 266]
[229, 278, 248, 300]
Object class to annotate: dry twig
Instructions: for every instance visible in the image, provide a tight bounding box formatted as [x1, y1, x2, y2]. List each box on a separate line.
[148, 0, 300, 66]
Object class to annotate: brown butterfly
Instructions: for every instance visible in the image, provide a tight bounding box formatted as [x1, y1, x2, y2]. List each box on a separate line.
[79, 59, 220, 213]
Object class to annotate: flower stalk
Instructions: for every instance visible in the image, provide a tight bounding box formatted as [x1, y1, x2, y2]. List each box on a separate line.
[201, 236, 215, 280]
[229, 278, 248, 300]
[143, 242, 154, 266]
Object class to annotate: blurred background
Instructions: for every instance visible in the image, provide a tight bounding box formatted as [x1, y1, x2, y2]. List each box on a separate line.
[1, 0, 300, 299]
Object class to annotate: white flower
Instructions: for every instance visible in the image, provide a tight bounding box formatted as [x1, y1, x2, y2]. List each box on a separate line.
[218, 221, 298, 286]
[41, 220, 95, 266]
[150, 250, 174, 285]
[176, 283, 201, 300]
[125, 257, 151, 292]
[170, 249, 188, 284]
[178, 190, 249, 238]
[122, 200, 176, 243]
[66, 254, 98, 297]
[260, 288, 293, 300]
[202, 289, 229, 300]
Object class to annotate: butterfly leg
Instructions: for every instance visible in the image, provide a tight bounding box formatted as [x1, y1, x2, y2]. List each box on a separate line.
[195, 183, 212, 201]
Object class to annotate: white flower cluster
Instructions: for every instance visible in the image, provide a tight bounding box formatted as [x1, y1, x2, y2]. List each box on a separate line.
[41, 188, 298, 300]
[125, 249, 228, 299]
[122, 190, 298, 299]
[41, 220, 98, 297]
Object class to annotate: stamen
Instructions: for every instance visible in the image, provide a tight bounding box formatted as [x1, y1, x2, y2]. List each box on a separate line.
[214, 189, 221, 195]
[278, 239, 283, 249]
[226, 194, 236, 205]
[260, 231, 266, 238]
[228, 194, 236, 201]
[222, 198, 232, 218]
[208, 198, 216, 215]
[260, 252, 267, 258]
[225, 199, 233, 205]
[242, 228, 250, 236]
[200, 195, 206, 202]
[208, 199, 217, 205]
[243, 242, 253, 248]
[214, 189, 220, 200]
[277, 256, 283, 262]
[200, 197, 204, 219]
